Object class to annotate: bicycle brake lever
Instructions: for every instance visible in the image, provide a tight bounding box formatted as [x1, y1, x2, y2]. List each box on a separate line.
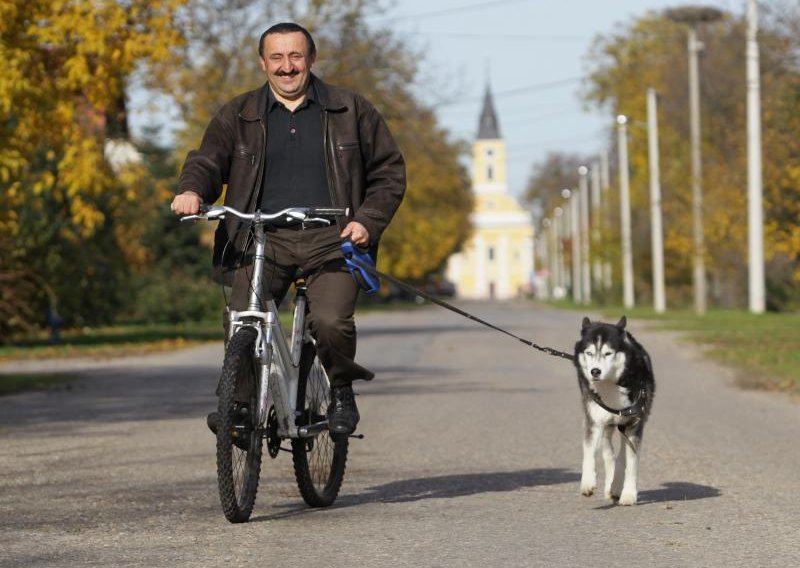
[304, 217, 332, 225]
[204, 206, 226, 220]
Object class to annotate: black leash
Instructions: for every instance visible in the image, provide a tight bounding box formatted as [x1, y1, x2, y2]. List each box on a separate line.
[348, 256, 575, 362]
[589, 389, 647, 418]
[349, 256, 650, 419]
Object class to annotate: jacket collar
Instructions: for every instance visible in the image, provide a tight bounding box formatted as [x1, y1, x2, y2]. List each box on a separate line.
[239, 74, 346, 120]
[311, 75, 347, 112]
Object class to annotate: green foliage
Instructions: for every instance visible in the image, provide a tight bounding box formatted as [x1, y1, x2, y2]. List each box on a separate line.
[119, 133, 225, 324]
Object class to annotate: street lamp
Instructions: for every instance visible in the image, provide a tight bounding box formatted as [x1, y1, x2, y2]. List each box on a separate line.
[562, 188, 581, 303]
[666, 5, 723, 315]
[617, 115, 634, 309]
[553, 206, 565, 298]
[578, 165, 591, 304]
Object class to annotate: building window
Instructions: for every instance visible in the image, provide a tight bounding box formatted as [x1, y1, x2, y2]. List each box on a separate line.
[487, 165, 493, 180]
[488, 247, 495, 261]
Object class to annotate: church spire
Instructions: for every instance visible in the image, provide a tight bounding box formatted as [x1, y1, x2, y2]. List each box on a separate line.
[477, 83, 501, 140]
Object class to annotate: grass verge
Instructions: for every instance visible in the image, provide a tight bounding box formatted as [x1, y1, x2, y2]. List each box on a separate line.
[549, 302, 799, 394]
[0, 322, 225, 362]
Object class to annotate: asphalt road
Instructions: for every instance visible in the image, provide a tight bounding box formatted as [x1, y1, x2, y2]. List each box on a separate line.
[1, 302, 798, 568]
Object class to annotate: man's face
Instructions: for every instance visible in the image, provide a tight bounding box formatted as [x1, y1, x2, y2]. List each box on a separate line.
[260, 31, 315, 103]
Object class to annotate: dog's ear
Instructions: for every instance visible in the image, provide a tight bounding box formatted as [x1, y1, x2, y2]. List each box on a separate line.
[616, 316, 627, 330]
[582, 317, 592, 331]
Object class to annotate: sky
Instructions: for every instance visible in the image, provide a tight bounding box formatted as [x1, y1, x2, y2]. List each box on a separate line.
[129, 0, 745, 196]
[363, 0, 742, 195]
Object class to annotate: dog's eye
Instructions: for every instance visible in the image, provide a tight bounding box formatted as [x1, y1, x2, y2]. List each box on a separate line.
[602, 351, 613, 358]
[584, 349, 595, 357]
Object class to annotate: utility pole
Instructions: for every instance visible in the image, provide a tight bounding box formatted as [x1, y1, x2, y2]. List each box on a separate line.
[541, 218, 553, 299]
[600, 148, 613, 291]
[578, 166, 591, 304]
[688, 26, 707, 314]
[747, 0, 766, 313]
[564, 188, 581, 303]
[553, 206, 565, 298]
[667, 6, 723, 315]
[590, 161, 603, 290]
[647, 88, 666, 313]
[617, 115, 634, 309]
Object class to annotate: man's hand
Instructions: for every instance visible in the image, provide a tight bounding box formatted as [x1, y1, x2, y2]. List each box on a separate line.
[341, 221, 370, 247]
[170, 191, 202, 216]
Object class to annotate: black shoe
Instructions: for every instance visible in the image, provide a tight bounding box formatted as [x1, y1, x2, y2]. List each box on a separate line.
[327, 385, 360, 435]
[207, 408, 251, 450]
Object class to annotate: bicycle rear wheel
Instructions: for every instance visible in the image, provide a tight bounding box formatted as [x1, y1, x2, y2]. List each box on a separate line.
[216, 326, 263, 523]
[292, 343, 348, 507]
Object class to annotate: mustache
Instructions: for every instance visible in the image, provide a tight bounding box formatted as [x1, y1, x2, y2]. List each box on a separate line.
[275, 70, 299, 77]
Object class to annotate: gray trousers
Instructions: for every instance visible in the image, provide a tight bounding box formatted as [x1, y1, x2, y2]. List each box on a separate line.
[226, 224, 373, 388]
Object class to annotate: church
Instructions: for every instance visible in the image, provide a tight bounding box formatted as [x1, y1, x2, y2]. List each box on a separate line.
[446, 85, 534, 300]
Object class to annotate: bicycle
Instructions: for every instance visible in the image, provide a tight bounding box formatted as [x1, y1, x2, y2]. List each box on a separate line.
[182, 204, 352, 523]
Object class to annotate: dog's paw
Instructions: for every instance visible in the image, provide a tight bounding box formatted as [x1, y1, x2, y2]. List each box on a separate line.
[604, 490, 618, 500]
[618, 491, 637, 506]
[580, 482, 596, 497]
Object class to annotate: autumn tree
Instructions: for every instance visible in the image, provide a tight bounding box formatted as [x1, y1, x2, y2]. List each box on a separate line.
[524, 151, 594, 223]
[0, 0, 186, 338]
[150, 0, 472, 283]
[582, 7, 800, 309]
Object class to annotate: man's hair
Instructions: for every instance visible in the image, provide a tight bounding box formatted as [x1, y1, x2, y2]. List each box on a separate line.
[258, 23, 316, 58]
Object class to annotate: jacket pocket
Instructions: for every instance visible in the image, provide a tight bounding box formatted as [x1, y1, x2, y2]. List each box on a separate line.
[235, 147, 256, 165]
[336, 141, 360, 152]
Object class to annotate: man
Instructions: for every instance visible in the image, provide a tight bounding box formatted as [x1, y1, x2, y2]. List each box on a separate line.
[171, 22, 406, 434]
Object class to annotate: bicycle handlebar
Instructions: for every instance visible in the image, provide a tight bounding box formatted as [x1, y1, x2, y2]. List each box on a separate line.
[180, 205, 350, 225]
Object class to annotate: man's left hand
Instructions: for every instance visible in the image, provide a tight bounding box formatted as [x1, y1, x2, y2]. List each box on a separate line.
[341, 221, 370, 247]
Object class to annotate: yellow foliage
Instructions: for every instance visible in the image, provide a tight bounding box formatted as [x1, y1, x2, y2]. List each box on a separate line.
[583, 12, 800, 305]
[0, 0, 186, 239]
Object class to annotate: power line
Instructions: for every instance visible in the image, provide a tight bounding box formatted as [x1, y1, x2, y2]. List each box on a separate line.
[432, 76, 581, 109]
[404, 31, 588, 41]
[380, 0, 529, 22]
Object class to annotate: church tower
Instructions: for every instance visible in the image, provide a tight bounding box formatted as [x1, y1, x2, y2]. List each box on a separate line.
[446, 83, 534, 300]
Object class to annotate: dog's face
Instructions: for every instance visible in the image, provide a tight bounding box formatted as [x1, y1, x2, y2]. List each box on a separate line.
[576, 316, 628, 383]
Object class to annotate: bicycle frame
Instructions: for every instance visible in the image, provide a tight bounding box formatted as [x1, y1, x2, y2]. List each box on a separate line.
[182, 205, 347, 440]
[223, 212, 336, 441]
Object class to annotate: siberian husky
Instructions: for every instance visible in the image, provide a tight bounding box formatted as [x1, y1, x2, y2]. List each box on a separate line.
[574, 316, 655, 505]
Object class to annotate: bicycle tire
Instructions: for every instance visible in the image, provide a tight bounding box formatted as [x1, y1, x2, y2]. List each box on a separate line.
[216, 326, 263, 523]
[291, 343, 348, 507]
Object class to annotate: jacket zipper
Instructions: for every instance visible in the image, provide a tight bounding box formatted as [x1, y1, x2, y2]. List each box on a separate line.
[322, 107, 345, 232]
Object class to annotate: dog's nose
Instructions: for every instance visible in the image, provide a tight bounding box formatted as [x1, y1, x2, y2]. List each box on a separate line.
[590, 368, 601, 378]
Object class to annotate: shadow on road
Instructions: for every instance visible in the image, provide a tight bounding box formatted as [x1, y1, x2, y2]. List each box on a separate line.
[354, 468, 580, 503]
[250, 468, 579, 523]
[638, 481, 722, 503]
[592, 481, 722, 510]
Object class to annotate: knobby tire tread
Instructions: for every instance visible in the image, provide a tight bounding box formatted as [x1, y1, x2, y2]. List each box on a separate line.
[291, 345, 348, 507]
[216, 327, 263, 523]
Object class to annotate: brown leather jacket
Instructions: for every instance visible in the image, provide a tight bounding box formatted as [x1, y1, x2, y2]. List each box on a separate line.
[178, 75, 406, 280]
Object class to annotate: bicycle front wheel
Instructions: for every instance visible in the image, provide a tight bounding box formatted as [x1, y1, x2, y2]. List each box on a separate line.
[216, 327, 263, 523]
[292, 344, 348, 507]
